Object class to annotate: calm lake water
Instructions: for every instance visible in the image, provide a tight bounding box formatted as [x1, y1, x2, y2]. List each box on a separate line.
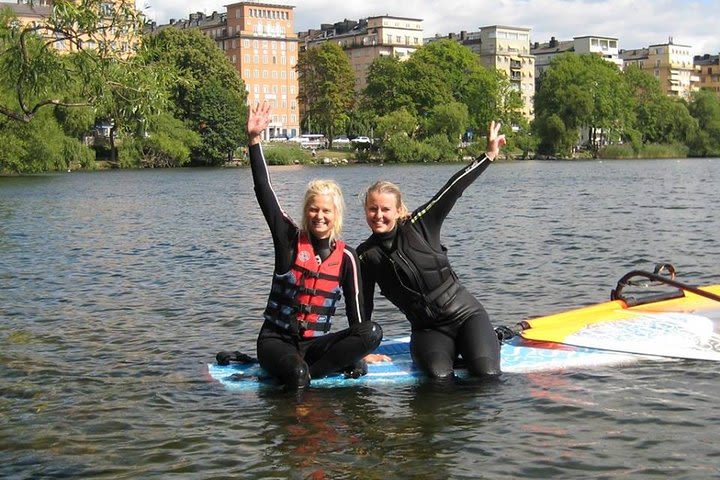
[2, 158, 719, 479]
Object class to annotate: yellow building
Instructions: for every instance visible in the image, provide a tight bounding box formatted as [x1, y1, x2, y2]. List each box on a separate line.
[2, 0, 140, 57]
[620, 38, 699, 100]
[147, 3, 301, 139]
[694, 53, 720, 95]
[476, 25, 535, 119]
[299, 15, 424, 92]
[226, 2, 300, 139]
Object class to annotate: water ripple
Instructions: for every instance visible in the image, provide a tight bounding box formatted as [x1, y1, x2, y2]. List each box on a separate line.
[2, 160, 720, 478]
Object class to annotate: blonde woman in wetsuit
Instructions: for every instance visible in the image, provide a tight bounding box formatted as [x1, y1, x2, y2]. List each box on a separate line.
[247, 102, 384, 389]
[358, 121, 506, 379]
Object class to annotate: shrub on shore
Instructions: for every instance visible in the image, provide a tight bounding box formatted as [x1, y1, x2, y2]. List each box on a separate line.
[262, 143, 314, 165]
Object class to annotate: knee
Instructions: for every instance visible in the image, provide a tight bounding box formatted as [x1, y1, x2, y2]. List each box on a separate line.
[412, 350, 454, 378]
[284, 360, 310, 389]
[423, 361, 454, 379]
[351, 321, 384, 350]
[466, 355, 502, 377]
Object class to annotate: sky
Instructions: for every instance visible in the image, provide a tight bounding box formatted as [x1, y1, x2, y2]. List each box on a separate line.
[137, 0, 720, 56]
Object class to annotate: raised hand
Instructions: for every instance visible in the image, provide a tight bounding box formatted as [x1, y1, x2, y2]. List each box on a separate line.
[485, 120, 507, 161]
[247, 101, 272, 145]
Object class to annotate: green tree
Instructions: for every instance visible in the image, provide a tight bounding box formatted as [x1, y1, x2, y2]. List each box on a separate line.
[0, 0, 147, 124]
[687, 89, 720, 156]
[0, 0, 166, 173]
[188, 79, 246, 165]
[362, 55, 415, 117]
[118, 112, 200, 168]
[297, 42, 355, 144]
[0, 107, 94, 173]
[363, 40, 509, 148]
[375, 108, 417, 141]
[141, 28, 247, 166]
[535, 53, 634, 157]
[534, 113, 574, 157]
[423, 101, 469, 143]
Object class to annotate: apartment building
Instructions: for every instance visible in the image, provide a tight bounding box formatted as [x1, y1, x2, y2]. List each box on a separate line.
[2, 0, 140, 57]
[694, 53, 720, 95]
[148, 3, 301, 139]
[531, 35, 622, 77]
[475, 25, 535, 119]
[298, 15, 423, 92]
[619, 38, 699, 100]
[1, 0, 52, 25]
[226, 2, 300, 139]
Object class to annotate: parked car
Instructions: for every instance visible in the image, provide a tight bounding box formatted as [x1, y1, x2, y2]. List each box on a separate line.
[332, 136, 351, 146]
[351, 136, 372, 144]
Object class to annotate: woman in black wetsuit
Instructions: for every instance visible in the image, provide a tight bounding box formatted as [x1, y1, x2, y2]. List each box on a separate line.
[247, 102, 384, 389]
[357, 121, 506, 379]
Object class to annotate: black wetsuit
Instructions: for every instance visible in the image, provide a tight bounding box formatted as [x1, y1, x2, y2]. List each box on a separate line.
[250, 143, 382, 388]
[357, 154, 501, 378]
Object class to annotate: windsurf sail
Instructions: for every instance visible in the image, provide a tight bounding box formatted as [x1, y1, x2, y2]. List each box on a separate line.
[511, 264, 720, 361]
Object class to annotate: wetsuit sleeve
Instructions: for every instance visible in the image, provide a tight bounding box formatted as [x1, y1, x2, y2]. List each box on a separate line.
[249, 143, 297, 272]
[339, 246, 366, 326]
[409, 154, 493, 249]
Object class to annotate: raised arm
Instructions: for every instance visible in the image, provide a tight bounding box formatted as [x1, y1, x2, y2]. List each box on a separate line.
[247, 102, 298, 269]
[409, 121, 506, 246]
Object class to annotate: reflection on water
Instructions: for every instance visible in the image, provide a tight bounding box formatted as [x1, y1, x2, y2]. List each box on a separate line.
[1, 159, 720, 478]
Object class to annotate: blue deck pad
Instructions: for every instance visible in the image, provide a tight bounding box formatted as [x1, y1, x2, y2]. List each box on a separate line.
[207, 337, 646, 391]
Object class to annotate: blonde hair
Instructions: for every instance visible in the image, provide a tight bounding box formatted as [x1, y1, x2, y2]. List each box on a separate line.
[364, 180, 410, 219]
[302, 179, 345, 242]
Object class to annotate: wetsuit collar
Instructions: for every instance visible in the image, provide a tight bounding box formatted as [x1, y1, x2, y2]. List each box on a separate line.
[372, 224, 398, 251]
[310, 235, 332, 262]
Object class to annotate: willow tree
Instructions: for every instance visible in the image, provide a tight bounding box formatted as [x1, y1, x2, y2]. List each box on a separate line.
[0, 0, 167, 172]
[297, 42, 355, 144]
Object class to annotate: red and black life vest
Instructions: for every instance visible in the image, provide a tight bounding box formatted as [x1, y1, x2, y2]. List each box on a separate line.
[263, 233, 345, 338]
